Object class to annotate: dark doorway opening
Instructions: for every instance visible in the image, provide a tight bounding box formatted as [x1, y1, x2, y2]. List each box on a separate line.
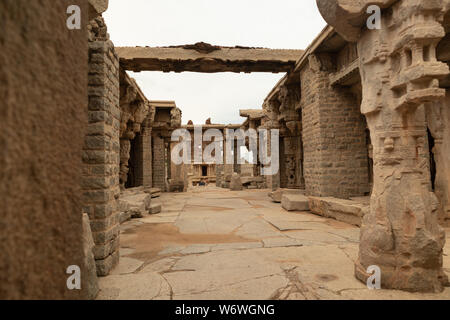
[202, 165, 208, 177]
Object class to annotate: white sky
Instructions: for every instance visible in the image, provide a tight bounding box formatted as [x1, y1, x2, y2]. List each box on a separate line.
[103, 0, 326, 125]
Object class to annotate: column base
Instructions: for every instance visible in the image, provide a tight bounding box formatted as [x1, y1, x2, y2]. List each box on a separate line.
[355, 258, 449, 293]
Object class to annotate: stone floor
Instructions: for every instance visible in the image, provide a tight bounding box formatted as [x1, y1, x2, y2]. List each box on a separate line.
[97, 186, 450, 300]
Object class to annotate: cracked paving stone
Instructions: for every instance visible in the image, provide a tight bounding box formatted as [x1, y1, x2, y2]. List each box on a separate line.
[99, 188, 450, 300]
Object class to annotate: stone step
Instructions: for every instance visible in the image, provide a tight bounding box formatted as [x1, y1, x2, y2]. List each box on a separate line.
[119, 193, 152, 220]
[308, 196, 369, 227]
[269, 188, 305, 203]
[281, 194, 310, 211]
[146, 188, 162, 198]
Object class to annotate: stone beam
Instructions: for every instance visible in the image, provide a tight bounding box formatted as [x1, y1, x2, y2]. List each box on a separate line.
[116, 43, 304, 73]
[240, 109, 265, 120]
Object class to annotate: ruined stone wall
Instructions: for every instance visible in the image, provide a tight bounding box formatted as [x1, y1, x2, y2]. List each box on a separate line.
[152, 134, 167, 191]
[0, 0, 88, 299]
[83, 17, 121, 276]
[300, 54, 370, 199]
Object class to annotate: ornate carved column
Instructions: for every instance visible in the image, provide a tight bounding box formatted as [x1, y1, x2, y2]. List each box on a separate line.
[318, 0, 450, 292]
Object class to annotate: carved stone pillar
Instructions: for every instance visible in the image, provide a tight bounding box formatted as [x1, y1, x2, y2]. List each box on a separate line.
[352, 1, 449, 292]
[278, 85, 303, 189]
[262, 100, 281, 190]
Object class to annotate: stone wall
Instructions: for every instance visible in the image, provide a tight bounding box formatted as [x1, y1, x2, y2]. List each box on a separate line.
[300, 54, 370, 199]
[83, 17, 121, 276]
[0, 0, 88, 299]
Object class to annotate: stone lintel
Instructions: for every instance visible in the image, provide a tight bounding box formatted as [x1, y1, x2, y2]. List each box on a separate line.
[116, 45, 304, 73]
[239, 109, 265, 120]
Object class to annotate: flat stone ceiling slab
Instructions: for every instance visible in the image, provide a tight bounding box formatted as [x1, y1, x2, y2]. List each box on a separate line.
[116, 43, 304, 73]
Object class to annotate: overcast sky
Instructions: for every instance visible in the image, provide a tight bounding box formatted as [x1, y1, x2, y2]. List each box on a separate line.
[103, 0, 326, 125]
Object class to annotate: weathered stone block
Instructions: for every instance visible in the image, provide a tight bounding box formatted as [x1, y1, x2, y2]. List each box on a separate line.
[269, 189, 305, 203]
[230, 173, 243, 191]
[281, 194, 310, 211]
[308, 196, 368, 227]
[150, 202, 162, 214]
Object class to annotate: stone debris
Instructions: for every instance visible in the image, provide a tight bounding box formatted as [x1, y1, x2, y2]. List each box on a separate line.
[119, 192, 152, 220]
[150, 200, 162, 215]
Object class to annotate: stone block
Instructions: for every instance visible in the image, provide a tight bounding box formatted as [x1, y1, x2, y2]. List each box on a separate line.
[230, 173, 243, 191]
[96, 250, 119, 277]
[308, 196, 368, 227]
[149, 201, 162, 214]
[269, 189, 305, 203]
[282, 194, 310, 211]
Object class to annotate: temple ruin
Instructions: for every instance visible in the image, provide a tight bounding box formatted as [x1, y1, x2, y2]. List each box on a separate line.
[1, 0, 450, 299]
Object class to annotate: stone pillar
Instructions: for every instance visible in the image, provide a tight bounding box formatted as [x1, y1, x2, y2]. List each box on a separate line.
[135, 122, 152, 187]
[278, 85, 303, 189]
[216, 135, 225, 187]
[233, 137, 242, 175]
[223, 129, 234, 187]
[353, 1, 449, 292]
[152, 134, 166, 191]
[84, 18, 121, 276]
[262, 101, 281, 191]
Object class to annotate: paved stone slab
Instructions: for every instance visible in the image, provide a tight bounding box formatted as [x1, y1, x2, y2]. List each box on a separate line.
[97, 272, 169, 300]
[98, 188, 450, 300]
[110, 257, 144, 275]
